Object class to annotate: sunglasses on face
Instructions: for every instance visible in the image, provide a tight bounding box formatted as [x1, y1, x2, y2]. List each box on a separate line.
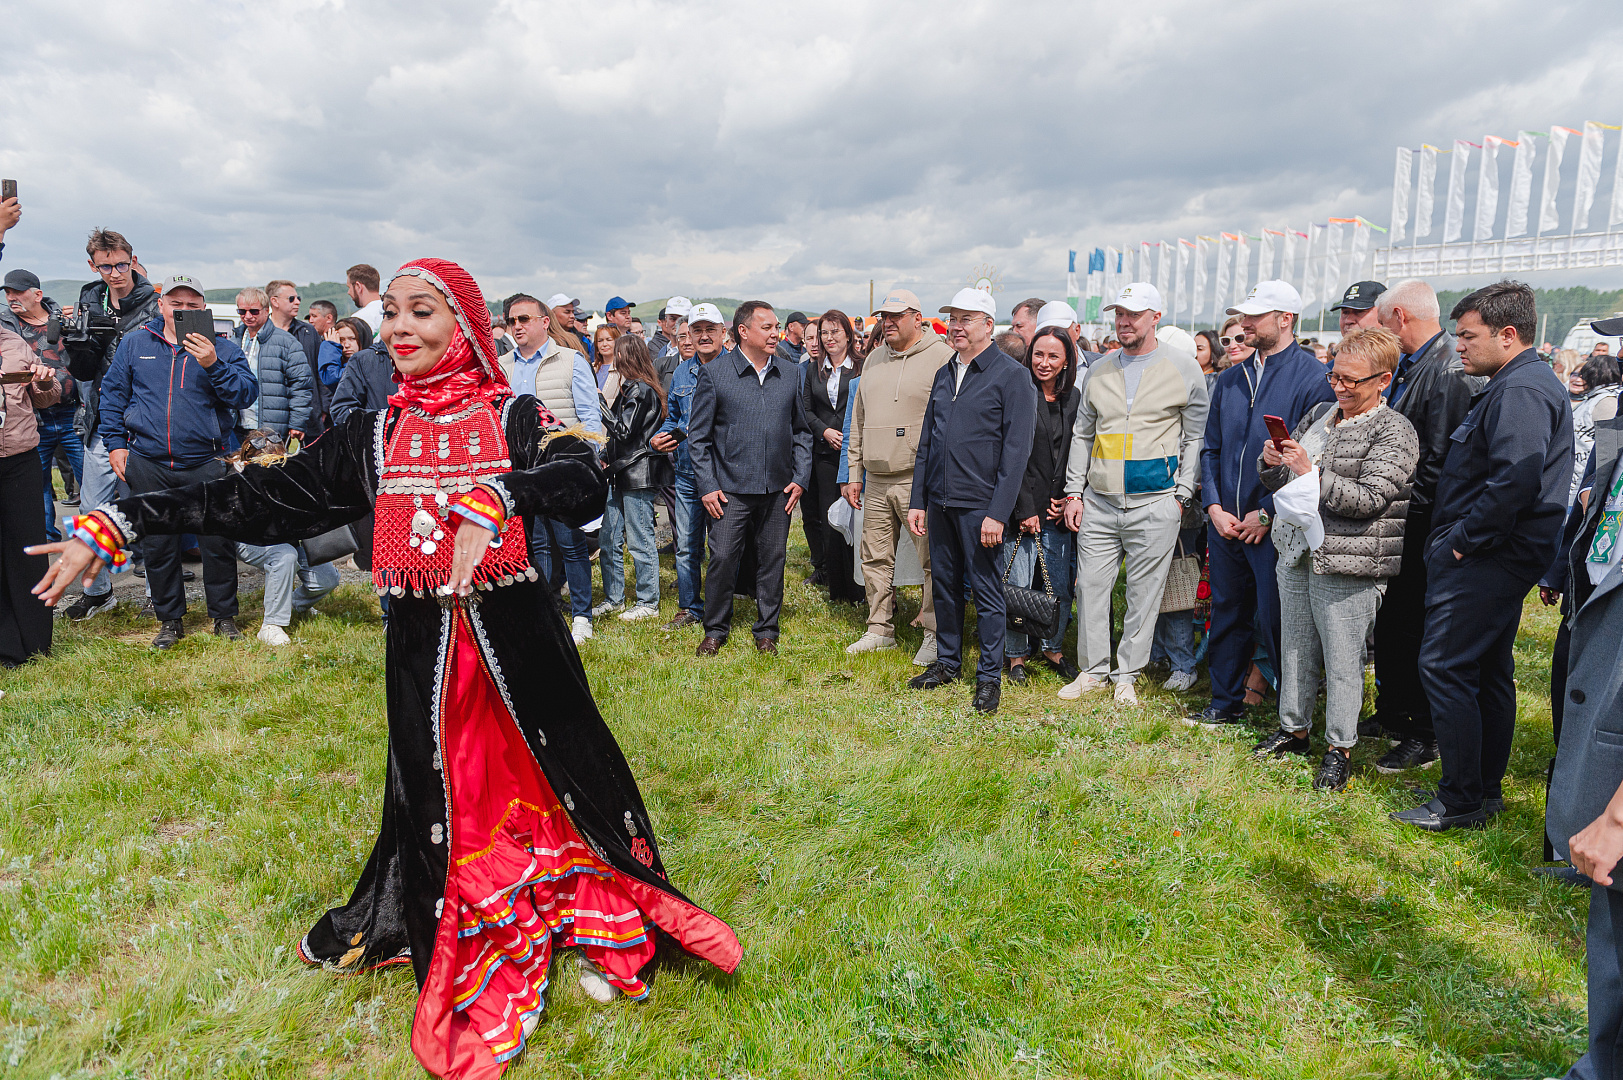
[237, 307, 262, 316]
[1221, 335, 1245, 346]
[509, 314, 542, 326]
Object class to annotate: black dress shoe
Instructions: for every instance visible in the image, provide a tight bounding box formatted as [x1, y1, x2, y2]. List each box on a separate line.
[1532, 864, 1594, 887]
[213, 617, 245, 641]
[1391, 797, 1488, 832]
[1041, 654, 1081, 681]
[1253, 728, 1313, 759]
[973, 679, 1001, 714]
[1406, 788, 1504, 816]
[1376, 737, 1439, 774]
[151, 620, 185, 649]
[805, 569, 826, 586]
[1184, 703, 1248, 729]
[1005, 664, 1028, 686]
[909, 661, 961, 690]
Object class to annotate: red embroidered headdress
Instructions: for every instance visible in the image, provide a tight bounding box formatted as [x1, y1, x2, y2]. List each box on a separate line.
[372, 258, 536, 596]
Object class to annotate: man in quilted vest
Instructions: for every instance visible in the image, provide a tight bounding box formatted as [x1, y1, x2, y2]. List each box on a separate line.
[1060, 283, 1209, 707]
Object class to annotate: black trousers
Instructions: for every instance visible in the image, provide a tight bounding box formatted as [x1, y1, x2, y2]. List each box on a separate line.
[1372, 517, 1433, 740]
[124, 452, 238, 622]
[1419, 552, 1527, 814]
[928, 504, 1005, 683]
[703, 491, 789, 641]
[0, 449, 50, 666]
[802, 453, 838, 578]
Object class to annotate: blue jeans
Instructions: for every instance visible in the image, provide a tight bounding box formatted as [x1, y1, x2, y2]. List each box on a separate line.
[1151, 611, 1197, 673]
[528, 516, 592, 620]
[599, 485, 659, 608]
[38, 411, 84, 542]
[999, 521, 1076, 659]
[673, 469, 706, 619]
[234, 542, 341, 626]
[77, 433, 120, 597]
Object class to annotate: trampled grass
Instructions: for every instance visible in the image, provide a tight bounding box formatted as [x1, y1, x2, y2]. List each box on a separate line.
[0, 538, 1589, 1079]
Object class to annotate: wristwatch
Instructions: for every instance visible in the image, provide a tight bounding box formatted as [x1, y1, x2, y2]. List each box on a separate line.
[1257, 510, 1271, 527]
[1174, 495, 1192, 509]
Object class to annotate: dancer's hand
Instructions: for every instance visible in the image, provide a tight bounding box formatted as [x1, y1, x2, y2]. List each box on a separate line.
[449, 517, 494, 596]
[28, 537, 107, 607]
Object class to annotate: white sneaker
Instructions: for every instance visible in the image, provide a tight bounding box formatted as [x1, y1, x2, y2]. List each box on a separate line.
[1113, 680, 1139, 706]
[1163, 670, 1197, 693]
[590, 601, 622, 617]
[618, 604, 659, 622]
[577, 954, 619, 1003]
[846, 632, 896, 654]
[257, 623, 291, 646]
[572, 616, 593, 644]
[912, 631, 938, 667]
[1057, 673, 1108, 700]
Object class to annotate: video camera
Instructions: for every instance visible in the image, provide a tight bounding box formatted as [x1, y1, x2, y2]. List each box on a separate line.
[45, 305, 121, 351]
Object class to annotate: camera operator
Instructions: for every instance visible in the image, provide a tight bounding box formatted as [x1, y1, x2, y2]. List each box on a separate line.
[2, 270, 80, 544]
[58, 229, 161, 621]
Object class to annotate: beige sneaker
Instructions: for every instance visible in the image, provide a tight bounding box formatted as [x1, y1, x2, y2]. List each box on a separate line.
[846, 632, 897, 654]
[912, 631, 938, 667]
[1113, 680, 1139, 706]
[1058, 673, 1108, 700]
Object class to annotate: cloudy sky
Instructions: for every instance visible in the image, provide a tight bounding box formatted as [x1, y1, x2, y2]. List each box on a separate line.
[6, 0, 1623, 315]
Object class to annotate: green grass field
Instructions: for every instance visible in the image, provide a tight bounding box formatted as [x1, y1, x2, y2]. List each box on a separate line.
[0, 537, 1590, 1079]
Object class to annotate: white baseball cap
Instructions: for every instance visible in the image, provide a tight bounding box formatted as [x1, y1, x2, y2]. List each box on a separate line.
[939, 287, 996, 319]
[1156, 324, 1197, 362]
[1227, 279, 1303, 316]
[1104, 282, 1162, 314]
[546, 293, 579, 310]
[1035, 300, 1078, 331]
[687, 302, 725, 326]
[664, 296, 693, 318]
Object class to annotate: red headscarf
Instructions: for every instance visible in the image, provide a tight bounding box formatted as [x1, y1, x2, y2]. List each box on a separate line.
[386, 258, 511, 415]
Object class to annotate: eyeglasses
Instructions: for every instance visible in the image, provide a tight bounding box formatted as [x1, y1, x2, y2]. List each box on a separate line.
[237, 307, 262, 316]
[1326, 371, 1384, 389]
[1220, 335, 1246, 346]
[94, 262, 133, 275]
[946, 314, 989, 328]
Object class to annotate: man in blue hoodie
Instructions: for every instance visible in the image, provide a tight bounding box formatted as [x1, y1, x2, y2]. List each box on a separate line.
[1189, 281, 1335, 727]
[98, 275, 258, 649]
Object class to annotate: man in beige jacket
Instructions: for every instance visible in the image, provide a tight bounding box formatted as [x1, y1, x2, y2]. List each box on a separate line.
[841, 289, 953, 663]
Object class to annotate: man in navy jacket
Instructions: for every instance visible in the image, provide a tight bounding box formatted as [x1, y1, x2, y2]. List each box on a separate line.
[1190, 281, 1334, 726]
[1394, 280, 1573, 832]
[907, 288, 1037, 714]
[98, 274, 258, 649]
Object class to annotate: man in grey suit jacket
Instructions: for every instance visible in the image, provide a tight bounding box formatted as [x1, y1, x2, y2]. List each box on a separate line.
[688, 300, 812, 656]
[1548, 402, 1623, 1080]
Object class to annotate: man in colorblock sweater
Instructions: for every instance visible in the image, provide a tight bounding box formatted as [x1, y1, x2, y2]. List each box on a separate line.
[1061, 282, 1209, 706]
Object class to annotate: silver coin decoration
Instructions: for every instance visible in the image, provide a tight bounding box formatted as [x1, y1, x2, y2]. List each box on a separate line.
[421, 540, 438, 556]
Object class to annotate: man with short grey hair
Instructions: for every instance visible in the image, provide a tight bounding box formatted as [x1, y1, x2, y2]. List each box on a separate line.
[1010, 297, 1046, 350]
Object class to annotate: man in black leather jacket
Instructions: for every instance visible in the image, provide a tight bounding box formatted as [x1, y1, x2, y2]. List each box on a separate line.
[1369, 279, 1484, 772]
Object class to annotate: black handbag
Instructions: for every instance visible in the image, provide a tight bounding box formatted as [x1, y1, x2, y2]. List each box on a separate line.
[1001, 538, 1062, 641]
[300, 523, 360, 566]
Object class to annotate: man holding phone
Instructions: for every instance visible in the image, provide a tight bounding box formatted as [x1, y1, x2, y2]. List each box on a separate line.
[97, 275, 258, 649]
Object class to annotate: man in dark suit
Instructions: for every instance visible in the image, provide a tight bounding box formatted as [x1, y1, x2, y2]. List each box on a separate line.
[1369, 279, 1484, 772]
[1547, 391, 1623, 1079]
[1393, 280, 1573, 832]
[907, 288, 1037, 714]
[688, 300, 813, 656]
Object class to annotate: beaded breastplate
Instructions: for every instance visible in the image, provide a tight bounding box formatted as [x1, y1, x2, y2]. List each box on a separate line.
[373, 399, 533, 596]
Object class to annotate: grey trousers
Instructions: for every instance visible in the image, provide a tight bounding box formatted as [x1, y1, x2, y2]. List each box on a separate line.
[1565, 885, 1623, 1079]
[1275, 557, 1385, 748]
[1075, 491, 1182, 684]
[234, 543, 341, 627]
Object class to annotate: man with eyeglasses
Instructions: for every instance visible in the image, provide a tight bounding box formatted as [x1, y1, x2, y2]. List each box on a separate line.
[1189, 280, 1334, 729]
[652, 303, 728, 631]
[57, 229, 163, 621]
[841, 289, 952, 663]
[232, 288, 313, 448]
[906, 288, 1036, 714]
[266, 280, 328, 435]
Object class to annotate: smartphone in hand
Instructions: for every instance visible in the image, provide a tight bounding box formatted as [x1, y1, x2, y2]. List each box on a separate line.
[172, 308, 215, 348]
[1264, 414, 1290, 450]
[1, 180, 16, 201]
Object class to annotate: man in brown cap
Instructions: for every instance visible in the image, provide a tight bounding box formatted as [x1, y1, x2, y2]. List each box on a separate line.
[841, 288, 953, 663]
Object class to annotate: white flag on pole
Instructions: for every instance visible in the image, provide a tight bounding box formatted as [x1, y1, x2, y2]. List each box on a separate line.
[1282, 230, 1303, 292]
[1156, 241, 1173, 303]
[1506, 131, 1539, 237]
[1390, 147, 1413, 244]
[1212, 234, 1233, 315]
[1322, 222, 1344, 307]
[1541, 127, 1576, 234]
[1443, 139, 1475, 243]
[1104, 247, 1119, 306]
[1176, 239, 1194, 318]
[1475, 136, 1510, 241]
[1347, 220, 1371, 290]
[1414, 145, 1438, 238]
[1300, 226, 1319, 310]
[1193, 237, 1211, 318]
[1140, 241, 1153, 284]
[1259, 230, 1279, 281]
[1612, 127, 1623, 228]
[1574, 121, 1616, 232]
[1232, 234, 1251, 308]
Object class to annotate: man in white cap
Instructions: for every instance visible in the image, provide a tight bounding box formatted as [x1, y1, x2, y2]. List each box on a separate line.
[905, 288, 1036, 714]
[1188, 280, 1334, 729]
[651, 296, 693, 365]
[1035, 299, 1100, 366]
[842, 288, 953, 662]
[1058, 282, 1209, 706]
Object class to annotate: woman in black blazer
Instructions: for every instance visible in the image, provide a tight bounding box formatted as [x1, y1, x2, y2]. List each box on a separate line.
[801, 310, 864, 602]
[1004, 327, 1082, 684]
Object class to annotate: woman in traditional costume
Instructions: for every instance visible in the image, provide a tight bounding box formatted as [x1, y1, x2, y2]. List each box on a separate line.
[32, 259, 741, 1079]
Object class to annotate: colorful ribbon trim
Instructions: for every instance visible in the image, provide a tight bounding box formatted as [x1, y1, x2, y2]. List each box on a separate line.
[71, 513, 130, 572]
[449, 487, 506, 537]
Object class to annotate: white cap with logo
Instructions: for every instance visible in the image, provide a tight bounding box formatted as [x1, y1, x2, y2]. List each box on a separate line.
[874, 288, 922, 314]
[687, 302, 725, 326]
[546, 293, 580, 310]
[939, 287, 996, 319]
[1227, 280, 1303, 316]
[1104, 282, 1163, 314]
[1035, 300, 1078, 330]
[665, 296, 693, 319]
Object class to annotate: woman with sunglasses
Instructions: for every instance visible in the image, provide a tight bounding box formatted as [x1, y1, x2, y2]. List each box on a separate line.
[1251, 326, 1418, 793]
[1219, 315, 1254, 370]
[30, 258, 740, 1077]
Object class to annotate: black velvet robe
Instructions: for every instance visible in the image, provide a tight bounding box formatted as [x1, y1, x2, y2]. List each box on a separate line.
[107, 397, 742, 988]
